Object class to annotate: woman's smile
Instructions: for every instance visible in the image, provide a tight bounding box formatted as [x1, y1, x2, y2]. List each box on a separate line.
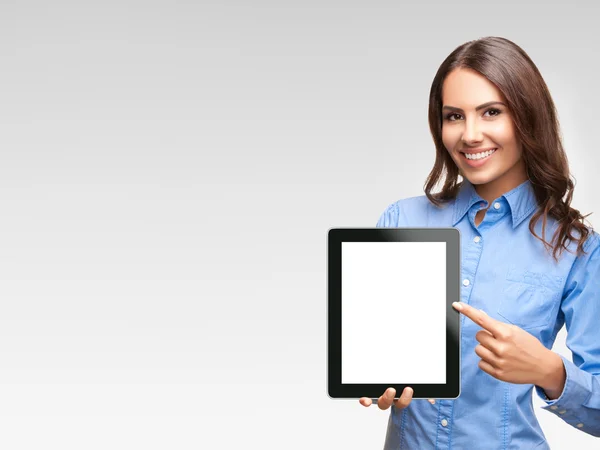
[460, 148, 497, 167]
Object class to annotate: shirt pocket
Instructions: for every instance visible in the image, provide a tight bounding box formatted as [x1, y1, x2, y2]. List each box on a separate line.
[497, 265, 565, 330]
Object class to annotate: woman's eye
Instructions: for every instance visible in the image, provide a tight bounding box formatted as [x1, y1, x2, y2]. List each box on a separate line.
[484, 108, 501, 117]
[445, 113, 461, 121]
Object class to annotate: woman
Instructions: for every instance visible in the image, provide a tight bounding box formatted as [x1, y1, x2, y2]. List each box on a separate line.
[360, 37, 600, 449]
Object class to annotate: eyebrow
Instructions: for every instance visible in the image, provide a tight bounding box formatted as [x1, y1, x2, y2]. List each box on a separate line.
[442, 101, 507, 112]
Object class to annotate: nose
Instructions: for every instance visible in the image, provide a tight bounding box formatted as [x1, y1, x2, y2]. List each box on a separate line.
[461, 116, 483, 145]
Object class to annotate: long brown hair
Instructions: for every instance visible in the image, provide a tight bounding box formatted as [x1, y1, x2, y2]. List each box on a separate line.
[425, 36, 593, 262]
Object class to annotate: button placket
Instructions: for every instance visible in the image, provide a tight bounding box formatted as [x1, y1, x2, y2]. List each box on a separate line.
[461, 212, 483, 307]
[436, 401, 453, 448]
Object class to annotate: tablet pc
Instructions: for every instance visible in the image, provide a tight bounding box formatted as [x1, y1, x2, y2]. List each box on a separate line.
[327, 228, 461, 400]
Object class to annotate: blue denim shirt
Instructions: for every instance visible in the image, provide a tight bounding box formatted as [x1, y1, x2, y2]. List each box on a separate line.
[376, 179, 600, 449]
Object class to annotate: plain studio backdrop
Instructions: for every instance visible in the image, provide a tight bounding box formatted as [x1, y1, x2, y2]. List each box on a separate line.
[0, 1, 598, 449]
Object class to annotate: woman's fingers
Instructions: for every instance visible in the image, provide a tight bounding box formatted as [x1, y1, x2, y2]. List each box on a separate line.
[359, 397, 373, 407]
[358, 388, 396, 409]
[393, 387, 413, 409]
[378, 388, 397, 410]
[359, 387, 414, 410]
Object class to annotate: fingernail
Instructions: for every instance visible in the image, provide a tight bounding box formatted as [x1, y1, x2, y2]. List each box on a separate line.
[452, 302, 462, 310]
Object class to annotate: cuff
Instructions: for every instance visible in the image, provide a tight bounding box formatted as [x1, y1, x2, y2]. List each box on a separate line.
[535, 355, 591, 427]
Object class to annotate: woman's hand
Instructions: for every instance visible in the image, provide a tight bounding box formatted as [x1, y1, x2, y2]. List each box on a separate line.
[452, 301, 566, 395]
[359, 387, 414, 410]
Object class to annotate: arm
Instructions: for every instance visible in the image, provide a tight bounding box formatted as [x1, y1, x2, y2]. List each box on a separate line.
[537, 350, 566, 400]
[533, 234, 600, 437]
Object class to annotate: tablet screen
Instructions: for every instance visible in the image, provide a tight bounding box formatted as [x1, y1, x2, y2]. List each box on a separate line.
[341, 241, 446, 384]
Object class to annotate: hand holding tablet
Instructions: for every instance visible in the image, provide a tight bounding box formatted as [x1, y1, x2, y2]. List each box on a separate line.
[359, 387, 415, 410]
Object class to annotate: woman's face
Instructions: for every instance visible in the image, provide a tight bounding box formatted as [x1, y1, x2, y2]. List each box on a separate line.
[441, 68, 527, 203]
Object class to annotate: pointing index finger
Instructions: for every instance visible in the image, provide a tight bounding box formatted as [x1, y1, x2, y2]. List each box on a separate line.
[452, 301, 502, 337]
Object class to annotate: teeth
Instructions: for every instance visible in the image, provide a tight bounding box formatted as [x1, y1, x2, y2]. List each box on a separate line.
[465, 149, 496, 160]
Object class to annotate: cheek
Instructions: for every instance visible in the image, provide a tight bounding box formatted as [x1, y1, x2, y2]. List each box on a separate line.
[441, 127, 458, 151]
[489, 120, 517, 145]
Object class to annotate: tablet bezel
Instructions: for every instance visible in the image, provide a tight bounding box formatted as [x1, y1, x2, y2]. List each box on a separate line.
[327, 228, 461, 400]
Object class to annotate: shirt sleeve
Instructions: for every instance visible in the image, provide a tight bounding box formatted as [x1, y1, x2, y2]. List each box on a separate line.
[534, 232, 600, 437]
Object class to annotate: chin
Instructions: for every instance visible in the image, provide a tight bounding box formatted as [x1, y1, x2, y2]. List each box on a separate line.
[462, 173, 499, 186]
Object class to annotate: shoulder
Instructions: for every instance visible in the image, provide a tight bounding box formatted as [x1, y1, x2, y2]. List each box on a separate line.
[562, 222, 600, 256]
[562, 228, 600, 284]
[580, 229, 600, 258]
[376, 194, 451, 227]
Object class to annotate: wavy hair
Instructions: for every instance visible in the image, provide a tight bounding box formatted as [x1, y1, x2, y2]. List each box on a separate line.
[424, 36, 593, 262]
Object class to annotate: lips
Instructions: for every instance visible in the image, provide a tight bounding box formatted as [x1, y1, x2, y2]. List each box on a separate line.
[460, 148, 497, 167]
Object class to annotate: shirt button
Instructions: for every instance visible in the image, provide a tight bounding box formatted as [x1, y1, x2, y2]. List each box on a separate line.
[441, 418, 448, 427]
[577, 423, 584, 428]
[550, 406, 558, 410]
[473, 236, 481, 243]
[493, 202, 501, 210]
[463, 279, 470, 287]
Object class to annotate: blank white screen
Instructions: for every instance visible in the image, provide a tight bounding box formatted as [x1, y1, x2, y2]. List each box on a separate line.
[341, 242, 446, 384]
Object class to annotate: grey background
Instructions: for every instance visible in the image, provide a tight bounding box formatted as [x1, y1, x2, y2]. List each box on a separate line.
[1, 1, 598, 449]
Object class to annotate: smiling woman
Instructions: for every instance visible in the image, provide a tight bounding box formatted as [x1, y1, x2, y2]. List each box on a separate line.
[360, 36, 600, 450]
[425, 37, 592, 262]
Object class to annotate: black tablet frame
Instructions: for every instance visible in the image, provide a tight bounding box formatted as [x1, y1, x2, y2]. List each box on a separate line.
[327, 228, 461, 400]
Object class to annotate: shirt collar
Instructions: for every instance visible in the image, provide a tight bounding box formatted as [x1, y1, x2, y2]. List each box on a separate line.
[452, 178, 539, 228]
